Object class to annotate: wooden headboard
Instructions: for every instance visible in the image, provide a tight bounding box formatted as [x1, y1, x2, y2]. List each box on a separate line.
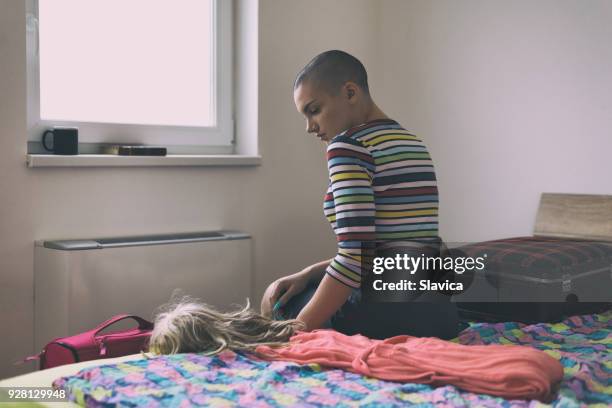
[534, 193, 612, 241]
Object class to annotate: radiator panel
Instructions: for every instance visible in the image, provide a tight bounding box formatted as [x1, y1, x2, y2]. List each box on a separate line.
[34, 231, 251, 352]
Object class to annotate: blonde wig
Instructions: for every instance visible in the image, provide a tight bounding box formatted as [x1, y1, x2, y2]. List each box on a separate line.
[148, 296, 305, 356]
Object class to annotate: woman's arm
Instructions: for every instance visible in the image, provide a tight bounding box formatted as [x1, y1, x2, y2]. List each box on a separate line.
[296, 274, 353, 330]
[301, 258, 333, 283]
[323, 136, 376, 288]
[296, 136, 376, 330]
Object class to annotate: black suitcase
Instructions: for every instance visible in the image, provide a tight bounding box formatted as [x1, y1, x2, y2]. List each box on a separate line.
[451, 236, 612, 323]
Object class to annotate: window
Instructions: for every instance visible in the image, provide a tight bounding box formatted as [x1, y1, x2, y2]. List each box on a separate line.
[26, 0, 234, 154]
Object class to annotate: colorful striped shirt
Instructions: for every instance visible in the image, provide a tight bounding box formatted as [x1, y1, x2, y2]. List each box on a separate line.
[324, 118, 439, 288]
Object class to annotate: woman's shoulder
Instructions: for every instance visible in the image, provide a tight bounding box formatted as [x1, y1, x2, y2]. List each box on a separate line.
[334, 120, 419, 144]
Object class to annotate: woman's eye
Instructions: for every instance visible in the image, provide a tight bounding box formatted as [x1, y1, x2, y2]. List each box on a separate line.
[310, 108, 319, 115]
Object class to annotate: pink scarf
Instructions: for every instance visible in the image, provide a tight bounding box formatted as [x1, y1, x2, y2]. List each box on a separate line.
[256, 329, 563, 402]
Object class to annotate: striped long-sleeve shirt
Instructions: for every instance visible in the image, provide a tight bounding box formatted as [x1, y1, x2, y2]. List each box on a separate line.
[324, 118, 439, 288]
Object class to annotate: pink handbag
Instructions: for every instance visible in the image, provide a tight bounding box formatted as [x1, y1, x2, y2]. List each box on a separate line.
[20, 314, 154, 370]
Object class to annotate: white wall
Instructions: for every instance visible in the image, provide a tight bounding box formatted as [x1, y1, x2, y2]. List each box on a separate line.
[0, 0, 378, 378]
[378, 0, 612, 242]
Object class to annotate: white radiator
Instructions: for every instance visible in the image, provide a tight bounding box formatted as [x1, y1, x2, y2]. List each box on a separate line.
[33, 231, 252, 351]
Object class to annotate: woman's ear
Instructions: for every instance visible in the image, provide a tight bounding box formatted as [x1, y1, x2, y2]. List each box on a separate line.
[345, 82, 358, 103]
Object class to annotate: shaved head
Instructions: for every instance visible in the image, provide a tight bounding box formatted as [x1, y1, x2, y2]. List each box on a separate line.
[294, 50, 370, 97]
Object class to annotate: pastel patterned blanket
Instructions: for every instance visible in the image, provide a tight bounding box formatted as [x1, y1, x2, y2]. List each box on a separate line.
[53, 310, 612, 407]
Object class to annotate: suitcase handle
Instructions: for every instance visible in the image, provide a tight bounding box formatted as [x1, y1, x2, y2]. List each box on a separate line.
[93, 314, 153, 337]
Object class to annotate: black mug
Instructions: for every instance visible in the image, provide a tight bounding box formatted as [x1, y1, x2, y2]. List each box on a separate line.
[42, 127, 79, 155]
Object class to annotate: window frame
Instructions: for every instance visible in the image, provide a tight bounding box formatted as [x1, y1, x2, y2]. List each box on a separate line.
[26, 0, 234, 154]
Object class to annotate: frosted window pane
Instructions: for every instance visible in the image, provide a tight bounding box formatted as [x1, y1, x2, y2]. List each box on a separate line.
[39, 0, 214, 127]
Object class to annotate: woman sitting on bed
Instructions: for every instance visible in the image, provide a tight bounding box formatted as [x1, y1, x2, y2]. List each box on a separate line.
[259, 50, 460, 340]
[151, 50, 461, 356]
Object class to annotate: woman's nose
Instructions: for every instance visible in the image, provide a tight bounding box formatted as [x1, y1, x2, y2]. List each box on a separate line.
[306, 119, 317, 133]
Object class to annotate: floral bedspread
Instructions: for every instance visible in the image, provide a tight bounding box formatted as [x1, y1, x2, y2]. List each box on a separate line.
[54, 310, 612, 407]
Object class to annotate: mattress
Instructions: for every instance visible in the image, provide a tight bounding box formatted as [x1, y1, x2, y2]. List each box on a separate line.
[2, 310, 609, 407]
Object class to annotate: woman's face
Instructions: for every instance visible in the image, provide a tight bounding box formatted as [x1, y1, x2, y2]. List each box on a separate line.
[294, 81, 356, 144]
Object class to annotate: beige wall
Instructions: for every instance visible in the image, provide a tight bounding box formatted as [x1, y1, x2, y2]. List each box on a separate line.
[378, 0, 612, 242]
[0, 0, 378, 378]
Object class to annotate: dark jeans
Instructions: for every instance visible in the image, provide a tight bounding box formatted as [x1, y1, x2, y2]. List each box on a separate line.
[279, 279, 464, 340]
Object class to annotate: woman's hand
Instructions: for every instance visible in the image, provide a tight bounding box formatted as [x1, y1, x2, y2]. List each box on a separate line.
[261, 271, 310, 318]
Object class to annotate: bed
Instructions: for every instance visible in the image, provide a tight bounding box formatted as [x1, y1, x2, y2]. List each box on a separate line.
[1, 193, 610, 407]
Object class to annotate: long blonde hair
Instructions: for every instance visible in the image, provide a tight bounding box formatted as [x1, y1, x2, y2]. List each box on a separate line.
[148, 296, 305, 356]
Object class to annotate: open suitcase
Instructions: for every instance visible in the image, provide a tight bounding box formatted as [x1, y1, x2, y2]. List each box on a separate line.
[451, 193, 612, 323]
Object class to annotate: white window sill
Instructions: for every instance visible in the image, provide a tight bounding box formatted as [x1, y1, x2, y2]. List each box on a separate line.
[26, 154, 261, 168]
